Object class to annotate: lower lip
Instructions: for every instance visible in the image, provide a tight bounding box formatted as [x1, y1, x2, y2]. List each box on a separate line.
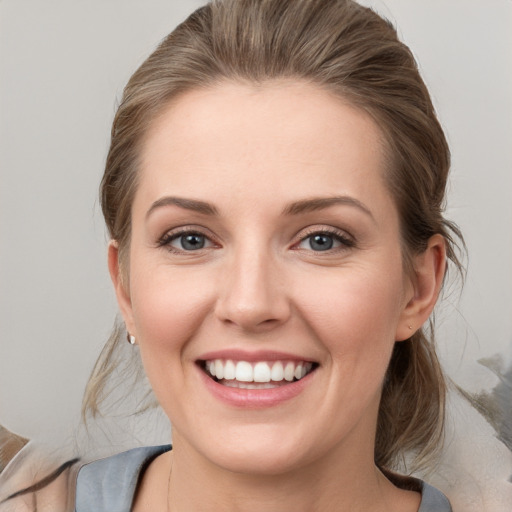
[198, 366, 316, 408]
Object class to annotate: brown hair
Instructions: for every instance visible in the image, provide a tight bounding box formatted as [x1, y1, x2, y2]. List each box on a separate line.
[84, 0, 464, 473]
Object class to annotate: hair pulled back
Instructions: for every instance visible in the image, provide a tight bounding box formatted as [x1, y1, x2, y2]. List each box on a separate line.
[88, 0, 464, 472]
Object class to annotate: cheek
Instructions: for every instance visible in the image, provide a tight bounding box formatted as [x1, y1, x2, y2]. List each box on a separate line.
[295, 264, 404, 362]
[128, 263, 217, 416]
[129, 263, 215, 362]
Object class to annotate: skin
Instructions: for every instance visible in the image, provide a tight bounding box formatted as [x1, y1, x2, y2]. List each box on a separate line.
[109, 81, 446, 511]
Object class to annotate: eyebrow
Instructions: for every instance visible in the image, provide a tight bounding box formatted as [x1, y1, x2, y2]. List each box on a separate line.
[146, 194, 374, 221]
[282, 196, 375, 220]
[146, 196, 219, 218]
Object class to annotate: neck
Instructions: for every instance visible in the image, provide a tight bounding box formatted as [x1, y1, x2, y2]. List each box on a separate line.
[166, 436, 398, 512]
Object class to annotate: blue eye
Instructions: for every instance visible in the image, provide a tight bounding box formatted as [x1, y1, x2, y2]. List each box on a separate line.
[159, 230, 214, 252]
[296, 230, 353, 252]
[308, 234, 334, 251]
[174, 233, 206, 250]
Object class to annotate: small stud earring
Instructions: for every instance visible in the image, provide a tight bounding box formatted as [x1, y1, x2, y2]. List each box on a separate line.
[408, 325, 413, 331]
[127, 333, 136, 345]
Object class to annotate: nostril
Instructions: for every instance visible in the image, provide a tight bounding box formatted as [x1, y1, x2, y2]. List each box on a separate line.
[218, 310, 288, 332]
[213, 270, 291, 330]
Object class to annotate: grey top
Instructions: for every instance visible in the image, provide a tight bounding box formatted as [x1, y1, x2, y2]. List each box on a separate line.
[75, 445, 452, 512]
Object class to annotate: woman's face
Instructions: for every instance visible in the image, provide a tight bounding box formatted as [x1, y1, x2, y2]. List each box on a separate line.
[113, 81, 418, 475]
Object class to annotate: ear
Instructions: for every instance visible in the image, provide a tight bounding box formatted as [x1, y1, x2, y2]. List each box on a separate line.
[396, 234, 446, 341]
[108, 240, 136, 337]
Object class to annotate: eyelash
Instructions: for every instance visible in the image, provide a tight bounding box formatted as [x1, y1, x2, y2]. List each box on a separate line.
[293, 227, 355, 253]
[157, 228, 217, 254]
[157, 227, 355, 254]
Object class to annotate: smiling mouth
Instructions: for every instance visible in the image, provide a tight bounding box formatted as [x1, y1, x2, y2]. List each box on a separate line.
[199, 359, 318, 389]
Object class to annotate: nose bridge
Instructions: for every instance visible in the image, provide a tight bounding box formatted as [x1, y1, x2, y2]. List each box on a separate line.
[215, 236, 289, 330]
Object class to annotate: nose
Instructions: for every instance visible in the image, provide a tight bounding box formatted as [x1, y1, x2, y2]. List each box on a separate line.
[214, 246, 291, 332]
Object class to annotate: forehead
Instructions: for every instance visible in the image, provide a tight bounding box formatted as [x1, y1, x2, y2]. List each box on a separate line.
[137, 80, 392, 215]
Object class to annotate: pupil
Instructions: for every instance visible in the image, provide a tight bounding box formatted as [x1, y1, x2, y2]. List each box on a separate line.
[181, 234, 205, 250]
[310, 234, 333, 251]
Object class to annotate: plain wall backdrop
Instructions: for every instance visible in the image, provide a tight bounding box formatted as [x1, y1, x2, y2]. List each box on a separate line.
[1, 0, 511, 457]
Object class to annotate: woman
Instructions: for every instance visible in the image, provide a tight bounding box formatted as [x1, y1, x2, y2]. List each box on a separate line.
[79, 0, 463, 509]
[3, 0, 464, 510]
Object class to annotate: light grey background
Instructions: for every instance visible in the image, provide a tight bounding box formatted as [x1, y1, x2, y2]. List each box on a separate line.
[1, 0, 511, 449]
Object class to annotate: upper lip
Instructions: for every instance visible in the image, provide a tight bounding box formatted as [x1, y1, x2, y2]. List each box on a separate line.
[197, 349, 317, 363]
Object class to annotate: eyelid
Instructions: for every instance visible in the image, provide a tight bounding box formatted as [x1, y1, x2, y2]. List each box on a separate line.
[156, 224, 354, 253]
[292, 226, 355, 251]
[157, 225, 219, 252]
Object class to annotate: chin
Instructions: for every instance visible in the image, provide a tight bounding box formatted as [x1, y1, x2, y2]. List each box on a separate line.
[189, 423, 328, 477]
[209, 445, 308, 476]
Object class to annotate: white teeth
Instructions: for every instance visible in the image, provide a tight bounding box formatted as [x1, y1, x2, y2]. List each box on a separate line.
[271, 361, 284, 381]
[284, 362, 295, 382]
[215, 359, 224, 380]
[204, 359, 314, 384]
[223, 381, 280, 389]
[235, 361, 253, 382]
[253, 362, 271, 382]
[224, 360, 236, 380]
